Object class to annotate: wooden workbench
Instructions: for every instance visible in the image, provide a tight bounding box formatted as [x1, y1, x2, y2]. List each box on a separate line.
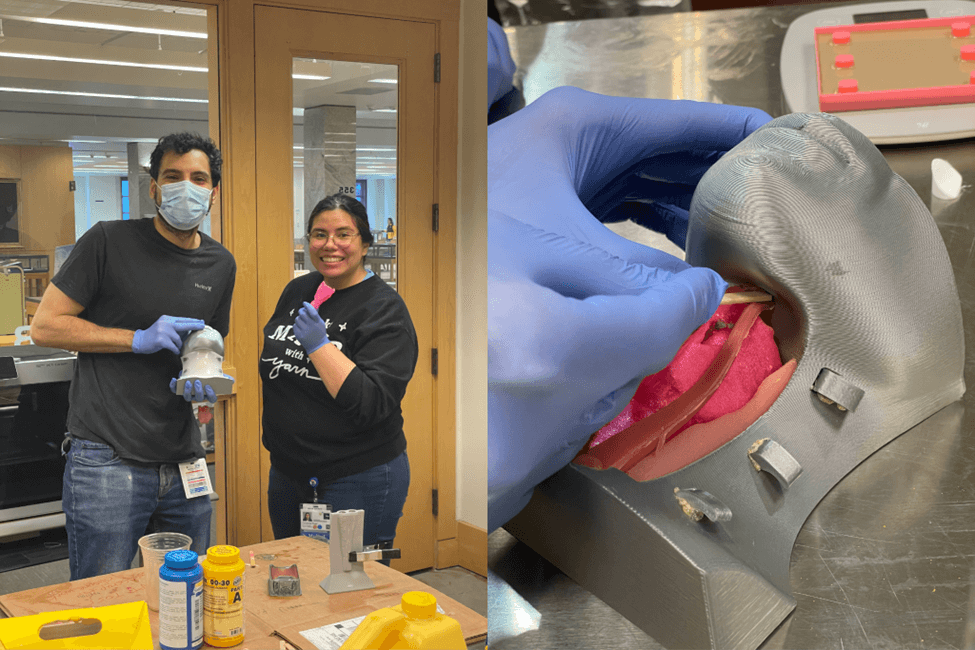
[0, 535, 486, 649]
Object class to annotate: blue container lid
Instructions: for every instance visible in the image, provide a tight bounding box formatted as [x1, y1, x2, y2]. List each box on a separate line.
[164, 549, 199, 569]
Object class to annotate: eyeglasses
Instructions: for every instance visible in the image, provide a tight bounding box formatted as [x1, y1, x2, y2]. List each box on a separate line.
[308, 230, 361, 246]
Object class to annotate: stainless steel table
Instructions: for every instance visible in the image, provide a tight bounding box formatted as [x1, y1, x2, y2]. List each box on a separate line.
[489, 4, 975, 648]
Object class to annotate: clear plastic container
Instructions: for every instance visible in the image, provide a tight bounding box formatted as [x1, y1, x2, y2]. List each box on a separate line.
[138, 532, 192, 612]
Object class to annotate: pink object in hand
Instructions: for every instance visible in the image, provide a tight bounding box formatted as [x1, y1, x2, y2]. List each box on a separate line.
[311, 282, 335, 309]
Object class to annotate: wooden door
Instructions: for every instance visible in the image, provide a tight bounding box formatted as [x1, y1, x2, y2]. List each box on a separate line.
[254, 6, 437, 571]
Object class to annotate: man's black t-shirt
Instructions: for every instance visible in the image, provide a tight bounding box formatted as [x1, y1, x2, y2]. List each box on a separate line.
[52, 218, 236, 464]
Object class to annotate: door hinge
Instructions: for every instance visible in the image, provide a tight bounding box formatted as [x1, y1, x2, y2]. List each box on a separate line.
[434, 53, 441, 83]
[432, 204, 439, 232]
[432, 489, 439, 517]
[431, 348, 438, 376]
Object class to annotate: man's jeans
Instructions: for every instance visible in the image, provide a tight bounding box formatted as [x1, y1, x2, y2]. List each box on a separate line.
[62, 435, 212, 580]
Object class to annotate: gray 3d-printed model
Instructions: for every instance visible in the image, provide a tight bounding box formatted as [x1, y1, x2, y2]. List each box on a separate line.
[319, 509, 403, 595]
[505, 113, 966, 650]
[321, 509, 375, 594]
[176, 325, 234, 396]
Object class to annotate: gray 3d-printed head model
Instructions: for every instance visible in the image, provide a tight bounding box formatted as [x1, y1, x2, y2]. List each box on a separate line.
[176, 325, 234, 397]
[505, 113, 965, 650]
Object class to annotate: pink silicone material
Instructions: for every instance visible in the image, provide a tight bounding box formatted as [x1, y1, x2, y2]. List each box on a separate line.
[835, 54, 854, 68]
[962, 44, 975, 61]
[832, 30, 851, 45]
[815, 15, 975, 111]
[952, 22, 971, 37]
[838, 79, 858, 93]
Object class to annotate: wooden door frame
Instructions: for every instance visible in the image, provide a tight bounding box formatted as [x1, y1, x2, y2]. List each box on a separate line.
[186, 0, 459, 565]
[254, 8, 438, 572]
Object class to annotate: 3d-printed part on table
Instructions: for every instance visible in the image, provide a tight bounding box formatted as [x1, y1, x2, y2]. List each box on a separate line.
[814, 14, 975, 112]
[505, 113, 966, 650]
[268, 564, 302, 597]
[175, 325, 235, 396]
[320, 509, 401, 595]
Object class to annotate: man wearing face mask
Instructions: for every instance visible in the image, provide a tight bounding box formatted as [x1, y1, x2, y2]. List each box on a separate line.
[31, 132, 236, 580]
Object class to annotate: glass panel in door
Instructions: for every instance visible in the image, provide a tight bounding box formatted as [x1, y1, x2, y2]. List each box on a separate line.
[291, 59, 398, 291]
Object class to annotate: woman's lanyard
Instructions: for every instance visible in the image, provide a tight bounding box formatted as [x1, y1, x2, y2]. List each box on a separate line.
[300, 477, 332, 541]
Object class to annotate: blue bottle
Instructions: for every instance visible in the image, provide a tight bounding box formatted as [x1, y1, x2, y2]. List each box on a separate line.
[159, 549, 204, 650]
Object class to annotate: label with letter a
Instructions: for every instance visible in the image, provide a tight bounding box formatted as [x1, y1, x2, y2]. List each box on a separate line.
[203, 573, 244, 645]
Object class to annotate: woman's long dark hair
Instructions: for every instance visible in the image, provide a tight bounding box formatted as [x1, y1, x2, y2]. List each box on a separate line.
[306, 193, 374, 246]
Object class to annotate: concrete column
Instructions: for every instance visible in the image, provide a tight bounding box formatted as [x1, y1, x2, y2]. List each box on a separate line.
[303, 105, 356, 270]
[126, 142, 156, 219]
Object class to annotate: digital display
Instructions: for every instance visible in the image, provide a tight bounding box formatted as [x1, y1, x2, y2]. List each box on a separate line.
[853, 9, 927, 23]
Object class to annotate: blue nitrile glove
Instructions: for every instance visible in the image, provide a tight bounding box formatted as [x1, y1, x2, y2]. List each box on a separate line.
[489, 18, 516, 108]
[169, 378, 222, 404]
[487, 87, 771, 531]
[488, 86, 772, 251]
[294, 301, 330, 354]
[132, 315, 205, 355]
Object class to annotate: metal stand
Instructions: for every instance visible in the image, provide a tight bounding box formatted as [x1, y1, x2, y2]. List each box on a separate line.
[320, 509, 400, 595]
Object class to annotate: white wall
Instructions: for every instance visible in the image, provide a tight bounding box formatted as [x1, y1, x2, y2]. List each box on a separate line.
[456, 0, 487, 530]
[73, 174, 124, 240]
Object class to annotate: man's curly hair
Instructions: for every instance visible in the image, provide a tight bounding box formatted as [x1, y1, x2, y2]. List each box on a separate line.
[148, 132, 223, 187]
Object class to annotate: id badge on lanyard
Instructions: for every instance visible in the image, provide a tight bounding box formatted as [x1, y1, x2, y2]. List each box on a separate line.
[300, 477, 331, 541]
[178, 458, 214, 499]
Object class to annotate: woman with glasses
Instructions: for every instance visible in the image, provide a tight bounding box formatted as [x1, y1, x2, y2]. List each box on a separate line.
[260, 192, 417, 556]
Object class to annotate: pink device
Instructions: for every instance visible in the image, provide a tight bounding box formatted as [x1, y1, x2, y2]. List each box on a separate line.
[310, 282, 335, 309]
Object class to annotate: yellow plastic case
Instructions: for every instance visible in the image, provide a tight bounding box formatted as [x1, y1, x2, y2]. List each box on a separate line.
[0, 601, 153, 650]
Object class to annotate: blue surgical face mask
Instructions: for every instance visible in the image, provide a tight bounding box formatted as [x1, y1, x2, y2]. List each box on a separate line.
[156, 180, 213, 231]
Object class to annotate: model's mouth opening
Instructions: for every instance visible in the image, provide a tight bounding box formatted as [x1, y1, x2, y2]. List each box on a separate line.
[573, 285, 799, 481]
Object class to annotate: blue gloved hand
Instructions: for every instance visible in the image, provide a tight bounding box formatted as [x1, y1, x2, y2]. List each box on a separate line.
[487, 87, 771, 531]
[489, 18, 516, 108]
[169, 378, 219, 404]
[132, 315, 205, 355]
[294, 301, 330, 354]
[488, 86, 773, 250]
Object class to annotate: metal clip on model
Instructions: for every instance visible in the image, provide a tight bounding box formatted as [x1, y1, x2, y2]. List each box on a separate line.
[320, 509, 401, 594]
[350, 548, 401, 563]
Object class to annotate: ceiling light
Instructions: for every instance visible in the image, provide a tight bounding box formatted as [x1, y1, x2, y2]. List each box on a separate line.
[372, 108, 397, 113]
[0, 52, 332, 80]
[0, 86, 207, 103]
[0, 15, 207, 39]
[293, 74, 331, 81]
[368, 79, 398, 84]
[0, 51, 206, 72]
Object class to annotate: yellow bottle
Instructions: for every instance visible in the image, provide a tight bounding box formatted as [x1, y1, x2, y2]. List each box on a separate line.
[339, 591, 466, 650]
[201, 545, 245, 647]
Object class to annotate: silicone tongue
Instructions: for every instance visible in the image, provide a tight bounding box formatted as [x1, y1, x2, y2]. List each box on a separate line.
[311, 282, 335, 309]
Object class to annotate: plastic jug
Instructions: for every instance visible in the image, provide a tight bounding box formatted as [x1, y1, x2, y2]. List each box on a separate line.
[338, 592, 466, 650]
